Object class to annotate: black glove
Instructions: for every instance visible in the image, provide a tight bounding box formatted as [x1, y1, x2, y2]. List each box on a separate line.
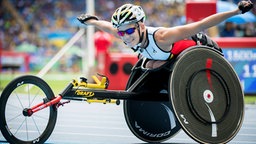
[238, 0, 254, 14]
[77, 13, 99, 24]
[191, 33, 222, 53]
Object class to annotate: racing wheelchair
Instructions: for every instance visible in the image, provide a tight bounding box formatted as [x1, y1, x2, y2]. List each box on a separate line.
[0, 46, 244, 144]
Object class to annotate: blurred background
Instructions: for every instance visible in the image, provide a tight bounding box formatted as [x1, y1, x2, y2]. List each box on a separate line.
[0, 0, 256, 94]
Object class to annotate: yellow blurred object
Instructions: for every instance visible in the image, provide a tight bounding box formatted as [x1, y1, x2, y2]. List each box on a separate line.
[49, 39, 67, 48]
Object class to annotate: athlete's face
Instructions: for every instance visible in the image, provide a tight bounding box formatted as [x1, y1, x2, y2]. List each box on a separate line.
[117, 23, 140, 47]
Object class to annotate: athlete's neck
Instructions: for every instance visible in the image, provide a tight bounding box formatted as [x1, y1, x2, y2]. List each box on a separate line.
[139, 29, 148, 48]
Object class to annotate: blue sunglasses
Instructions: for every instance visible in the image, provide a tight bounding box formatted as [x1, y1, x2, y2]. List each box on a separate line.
[117, 27, 136, 36]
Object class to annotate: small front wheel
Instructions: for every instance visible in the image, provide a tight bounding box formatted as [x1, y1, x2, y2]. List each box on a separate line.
[0, 75, 57, 144]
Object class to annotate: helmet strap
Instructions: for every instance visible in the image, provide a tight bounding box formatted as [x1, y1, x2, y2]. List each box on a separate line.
[131, 23, 145, 52]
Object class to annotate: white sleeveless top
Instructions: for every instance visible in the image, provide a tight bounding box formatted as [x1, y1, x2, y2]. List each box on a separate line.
[135, 27, 172, 60]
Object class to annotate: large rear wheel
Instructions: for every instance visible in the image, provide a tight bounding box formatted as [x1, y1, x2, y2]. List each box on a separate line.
[170, 47, 244, 143]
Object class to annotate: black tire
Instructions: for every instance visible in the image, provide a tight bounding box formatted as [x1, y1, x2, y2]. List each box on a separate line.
[123, 65, 181, 143]
[0, 75, 58, 144]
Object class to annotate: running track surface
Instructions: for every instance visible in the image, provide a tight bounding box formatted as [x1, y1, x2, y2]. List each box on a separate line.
[0, 101, 255, 144]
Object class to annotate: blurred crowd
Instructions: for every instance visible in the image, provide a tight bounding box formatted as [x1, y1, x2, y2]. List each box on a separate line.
[0, 0, 255, 72]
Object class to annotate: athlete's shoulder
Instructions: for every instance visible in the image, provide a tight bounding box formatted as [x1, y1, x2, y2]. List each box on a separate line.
[146, 26, 161, 34]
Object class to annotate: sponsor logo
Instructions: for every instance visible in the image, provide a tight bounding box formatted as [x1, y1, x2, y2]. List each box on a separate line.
[33, 138, 40, 143]
[17, 81, 24, 87]
[75, 90, 94, 97]
[135, 121, 171, 138]
[180, 114, 189, 124]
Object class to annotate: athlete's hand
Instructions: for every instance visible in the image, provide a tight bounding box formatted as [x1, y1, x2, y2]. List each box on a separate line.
[238, 0, 254, 14]
[77, 13, 99, 25]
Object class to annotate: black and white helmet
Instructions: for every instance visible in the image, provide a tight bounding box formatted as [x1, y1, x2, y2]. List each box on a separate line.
[111, 4, 146, 28]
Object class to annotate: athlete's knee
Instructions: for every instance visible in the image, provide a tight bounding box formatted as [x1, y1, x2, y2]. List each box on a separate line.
[145, 60, 166, 69]
[145, 60, 154, 68]
[152, 61, 166, 69]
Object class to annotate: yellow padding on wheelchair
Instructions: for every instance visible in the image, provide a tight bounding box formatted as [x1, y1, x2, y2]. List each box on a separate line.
[74, 75, 107, 89]
[87, 99, 120, 105]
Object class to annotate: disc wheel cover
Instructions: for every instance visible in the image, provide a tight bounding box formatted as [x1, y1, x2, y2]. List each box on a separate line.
[170, 48, 244, 143]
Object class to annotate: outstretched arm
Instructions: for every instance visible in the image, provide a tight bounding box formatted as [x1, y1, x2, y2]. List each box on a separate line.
[77, 14, 119, 38]
[171, 9, 240, 40]
[156, 0, 254, 46]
